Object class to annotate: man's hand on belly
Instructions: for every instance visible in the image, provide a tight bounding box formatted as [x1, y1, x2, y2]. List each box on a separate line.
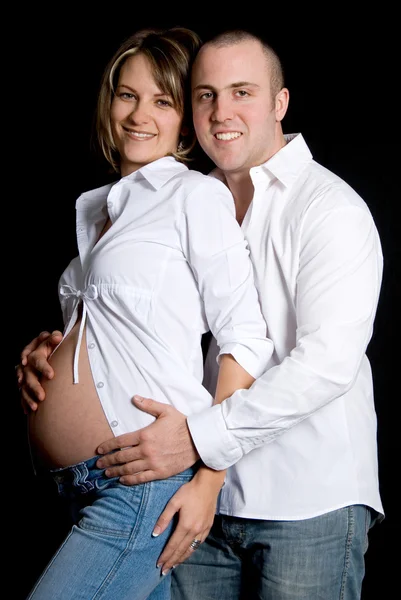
[96, 396, 200, 484]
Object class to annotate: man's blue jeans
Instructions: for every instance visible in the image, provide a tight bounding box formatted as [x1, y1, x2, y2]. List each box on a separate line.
[27, 455, 195, 600]
[172, 506, 376, 600]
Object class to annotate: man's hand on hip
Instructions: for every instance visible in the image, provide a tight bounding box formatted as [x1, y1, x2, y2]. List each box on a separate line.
[96, 396, 200, 484]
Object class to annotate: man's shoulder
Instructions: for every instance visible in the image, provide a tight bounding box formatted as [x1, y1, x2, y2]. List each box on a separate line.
[299, 160, 367, 212]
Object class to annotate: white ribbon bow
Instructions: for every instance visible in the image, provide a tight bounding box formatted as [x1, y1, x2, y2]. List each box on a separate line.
[59, 284, 98, 383]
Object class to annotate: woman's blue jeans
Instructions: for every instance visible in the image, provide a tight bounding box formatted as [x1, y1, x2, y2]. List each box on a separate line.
[27, 455, 195, 600]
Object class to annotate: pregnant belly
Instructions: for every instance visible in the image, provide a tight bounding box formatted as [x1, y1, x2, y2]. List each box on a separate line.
[28, 322, 113, 469]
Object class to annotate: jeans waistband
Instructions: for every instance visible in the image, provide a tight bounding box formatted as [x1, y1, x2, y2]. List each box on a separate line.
[49, 455, 118, 499]
[48, 455, 198, 501]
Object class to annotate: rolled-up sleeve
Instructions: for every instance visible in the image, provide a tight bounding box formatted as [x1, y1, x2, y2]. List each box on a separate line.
[179, 179, 273, 379]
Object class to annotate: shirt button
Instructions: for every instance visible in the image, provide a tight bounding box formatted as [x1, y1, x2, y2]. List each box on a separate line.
[96, 382, 104, 388]
[110, 421, 118, 428]
[88, 343, 95, 349]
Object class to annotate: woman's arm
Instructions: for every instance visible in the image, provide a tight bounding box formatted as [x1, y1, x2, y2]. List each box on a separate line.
[152, 353, 255, 575]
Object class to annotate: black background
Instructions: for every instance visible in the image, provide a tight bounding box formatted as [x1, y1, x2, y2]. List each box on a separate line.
[10, 7, 398, 599]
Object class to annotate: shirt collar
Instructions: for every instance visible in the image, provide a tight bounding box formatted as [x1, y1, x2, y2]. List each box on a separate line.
[125, 156, 188, 190]
[209, 133, 313, 188]
[78, 156, 189, 210]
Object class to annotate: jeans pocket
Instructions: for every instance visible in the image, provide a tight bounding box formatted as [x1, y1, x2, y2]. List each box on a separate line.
[78, 481, 147, 537]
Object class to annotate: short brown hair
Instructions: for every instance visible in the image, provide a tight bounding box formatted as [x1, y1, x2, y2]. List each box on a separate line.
[202, 29, 284, 101]
[96, 27, 202, 173]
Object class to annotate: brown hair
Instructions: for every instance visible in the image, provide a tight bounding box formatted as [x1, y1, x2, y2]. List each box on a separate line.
[202, 29, 284, 101]
[96, 27, 202, 173]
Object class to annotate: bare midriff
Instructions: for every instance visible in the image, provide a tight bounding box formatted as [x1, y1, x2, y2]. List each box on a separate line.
[28, 319, 113, 470]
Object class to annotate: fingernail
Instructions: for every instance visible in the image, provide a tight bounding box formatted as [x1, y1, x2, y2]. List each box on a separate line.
[172, 565, 177, 569]
[97, 447, 104, 454]
[162, 569, 170, 576]
[152, 526, 161, 537]
[134, 395, 144, 403]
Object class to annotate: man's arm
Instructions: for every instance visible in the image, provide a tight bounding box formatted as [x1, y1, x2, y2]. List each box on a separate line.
[96, 355, 255, 481]
[97, 202, 383, 479]
[188, 204, 383, 470]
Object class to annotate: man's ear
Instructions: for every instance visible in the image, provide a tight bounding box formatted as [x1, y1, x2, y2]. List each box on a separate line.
[275, 88, 290, 122]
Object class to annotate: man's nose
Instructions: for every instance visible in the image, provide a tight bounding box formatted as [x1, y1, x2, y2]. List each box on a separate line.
[211, 97, 233, 122]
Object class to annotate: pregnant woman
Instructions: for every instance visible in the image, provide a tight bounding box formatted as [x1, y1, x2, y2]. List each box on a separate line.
[23, 26, 272, 600]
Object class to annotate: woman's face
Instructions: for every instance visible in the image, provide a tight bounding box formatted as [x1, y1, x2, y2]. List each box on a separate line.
[111, 53, 183, 176]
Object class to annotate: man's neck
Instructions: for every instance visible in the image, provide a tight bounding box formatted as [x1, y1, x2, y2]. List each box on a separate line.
[223, 173, 254, 226]
[219, 128, 288, 224]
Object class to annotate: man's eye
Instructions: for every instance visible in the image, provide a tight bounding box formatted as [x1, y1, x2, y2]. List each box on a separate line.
[236, 90, 249, 97]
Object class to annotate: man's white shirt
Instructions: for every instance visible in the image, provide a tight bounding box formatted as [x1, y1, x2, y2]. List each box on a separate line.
[189, 134, 384, 520]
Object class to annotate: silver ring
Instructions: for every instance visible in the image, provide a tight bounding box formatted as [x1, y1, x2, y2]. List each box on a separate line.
[189, 538, 201, 551]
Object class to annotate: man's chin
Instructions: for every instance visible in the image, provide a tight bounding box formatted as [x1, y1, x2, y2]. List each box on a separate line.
[204, 150, 237, 171]
[213, 157, 243, 173]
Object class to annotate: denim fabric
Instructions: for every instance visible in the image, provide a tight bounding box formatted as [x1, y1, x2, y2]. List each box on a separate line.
[28, 455, 196, 600]
[172, 505, 375, 600]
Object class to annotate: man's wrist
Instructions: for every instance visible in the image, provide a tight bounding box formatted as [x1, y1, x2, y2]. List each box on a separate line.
[185, 418, 200, 462]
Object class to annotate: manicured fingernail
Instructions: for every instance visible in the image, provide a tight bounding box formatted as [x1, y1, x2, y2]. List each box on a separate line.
[152, 526, 161, 537]
[162, 569, 169, 576]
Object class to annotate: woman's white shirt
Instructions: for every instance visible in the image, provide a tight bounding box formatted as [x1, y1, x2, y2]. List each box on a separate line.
[58, 156, 273, 436]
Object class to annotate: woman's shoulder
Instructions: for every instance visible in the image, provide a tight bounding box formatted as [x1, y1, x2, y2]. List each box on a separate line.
[177, 168, 233, 200]
[174, 169, 236, 220]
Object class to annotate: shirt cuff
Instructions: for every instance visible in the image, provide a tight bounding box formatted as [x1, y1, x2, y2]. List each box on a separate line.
[187, 404, 243, 470]
[218, 340, 273, 379]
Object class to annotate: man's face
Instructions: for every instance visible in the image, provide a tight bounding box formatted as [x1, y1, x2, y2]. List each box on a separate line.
[191, 39, 285, 176]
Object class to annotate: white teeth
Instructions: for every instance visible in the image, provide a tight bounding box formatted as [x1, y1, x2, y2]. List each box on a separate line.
[129, 132, 155, 138]
[215, 132, 242, 141]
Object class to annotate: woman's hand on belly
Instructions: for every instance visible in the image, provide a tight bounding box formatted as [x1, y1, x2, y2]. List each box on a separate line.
[17, 330, 63, 413]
